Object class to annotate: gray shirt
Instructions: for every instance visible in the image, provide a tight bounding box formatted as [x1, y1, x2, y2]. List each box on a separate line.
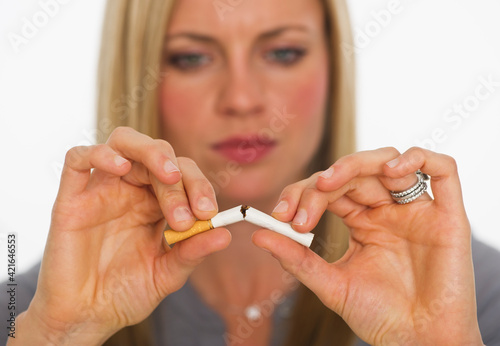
[2, 237, 500, 345]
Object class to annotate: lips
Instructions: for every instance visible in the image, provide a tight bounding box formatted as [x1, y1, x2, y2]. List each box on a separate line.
[212, 135, 277, 164]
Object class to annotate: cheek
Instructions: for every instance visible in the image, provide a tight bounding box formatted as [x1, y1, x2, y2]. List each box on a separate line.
[273, 61, 328, 177]
[287, 67, 329, 136]
[296, 66, 328, 118]
[158, 81, 213, 157]
[159, 84, 196, 134]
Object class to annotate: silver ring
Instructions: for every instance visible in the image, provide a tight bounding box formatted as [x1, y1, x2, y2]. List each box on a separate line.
[390, 171, 429, 205]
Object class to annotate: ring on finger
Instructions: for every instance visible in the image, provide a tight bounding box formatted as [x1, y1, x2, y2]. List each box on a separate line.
[390, 171, 430, 205]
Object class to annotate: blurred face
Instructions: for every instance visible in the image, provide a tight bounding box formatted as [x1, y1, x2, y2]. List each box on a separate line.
[159, 0, 329, 206]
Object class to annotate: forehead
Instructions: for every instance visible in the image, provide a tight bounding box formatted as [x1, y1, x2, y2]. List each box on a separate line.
[167, 0, 325, 38]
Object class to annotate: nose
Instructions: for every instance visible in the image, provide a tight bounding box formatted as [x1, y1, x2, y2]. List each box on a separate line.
[216, 60, 265, 117]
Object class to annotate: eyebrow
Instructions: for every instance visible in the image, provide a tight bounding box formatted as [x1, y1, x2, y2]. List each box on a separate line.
[165, 25, 311, 44]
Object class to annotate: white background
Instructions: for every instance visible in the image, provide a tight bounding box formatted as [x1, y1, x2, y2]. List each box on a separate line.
[0, 0, 499, 282]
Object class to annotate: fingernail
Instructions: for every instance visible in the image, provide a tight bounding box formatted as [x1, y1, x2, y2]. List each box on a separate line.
[174, 207, 194, 222]
[272, 200, 289, 214]
[164, 160, 180, 174]
[197, 197, 216, 212]
[114, 155, 128, 167]
[293, 209, 308, 226]
[319, 167, 334, 179]
[386, 157, 400, 168]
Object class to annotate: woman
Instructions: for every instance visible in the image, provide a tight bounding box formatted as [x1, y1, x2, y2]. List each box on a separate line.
[5, 0, 500, 345]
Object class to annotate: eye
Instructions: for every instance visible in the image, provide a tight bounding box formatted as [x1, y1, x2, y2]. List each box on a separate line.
[166, 53, 211, 70]
[264, 47, 307, 65]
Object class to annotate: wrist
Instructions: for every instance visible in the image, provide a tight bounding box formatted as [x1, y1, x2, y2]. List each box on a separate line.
[7, 309, 116, 346]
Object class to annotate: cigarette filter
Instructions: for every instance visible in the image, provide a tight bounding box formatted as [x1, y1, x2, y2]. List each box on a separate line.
[163, 205, 315, 247]
[163, 220, 214, 245]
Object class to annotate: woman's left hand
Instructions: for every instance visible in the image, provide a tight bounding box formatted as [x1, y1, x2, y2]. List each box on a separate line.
[253, 147, 483, 345]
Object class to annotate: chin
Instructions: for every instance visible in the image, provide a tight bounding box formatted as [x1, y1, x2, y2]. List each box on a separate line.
[218, 185, 270, 205]
[212, 170, 284, 208]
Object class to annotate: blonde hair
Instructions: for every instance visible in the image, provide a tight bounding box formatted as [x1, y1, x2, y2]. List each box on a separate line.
[98, 0, 356, 345]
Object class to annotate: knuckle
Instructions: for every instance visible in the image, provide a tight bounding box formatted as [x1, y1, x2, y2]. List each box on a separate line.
[442, 154, 458, 172]
[382, 146, 400, 157]
[407, 146, 426, 166]
[163, 188, 187, 203]
[346, 179, 359, 193]
[284, 261, 300, 277]
[92, 144, 109, 157]
[177, 156, 196, 167]
[297, 253, 317, 276]
[65, 146, 88, 167]
[152, 139, 175, 157]
[110, 126, 133, 139]
[176, 247, 201, 268]
[337, 155, 361, 176]
[191, 177, 215, 195]
[201, 185, 216, 198]
[280, 183, 302, 199]
[408, 146, 423, 153]
[106, 126, 136, 146]
[303, 185, 319, 196]
[338, 154, 357, 168]
[139, 140, 171, 163]
[301, 186, 322, 204]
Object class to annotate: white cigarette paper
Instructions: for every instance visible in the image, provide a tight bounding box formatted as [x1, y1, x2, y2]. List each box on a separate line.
[243, 206, 315, 247]
[211, 205, 245, 228]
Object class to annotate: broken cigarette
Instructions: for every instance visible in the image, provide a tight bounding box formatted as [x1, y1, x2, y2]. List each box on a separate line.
[163, 205, 315, 247]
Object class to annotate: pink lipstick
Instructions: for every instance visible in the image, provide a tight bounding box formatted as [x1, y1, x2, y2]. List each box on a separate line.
[212, 135, 277, 164]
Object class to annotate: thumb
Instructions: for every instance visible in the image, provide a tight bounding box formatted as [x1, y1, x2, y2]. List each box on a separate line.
[155, 228, 232, 297]
[252, 229, 347, 313]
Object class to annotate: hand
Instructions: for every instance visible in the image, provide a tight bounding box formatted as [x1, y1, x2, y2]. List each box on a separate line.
[14, 127, 231, 345]
[253, 147, 483, 345]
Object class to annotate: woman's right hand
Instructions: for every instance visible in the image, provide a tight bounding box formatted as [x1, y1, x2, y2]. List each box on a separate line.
[11, 127, 231, 345]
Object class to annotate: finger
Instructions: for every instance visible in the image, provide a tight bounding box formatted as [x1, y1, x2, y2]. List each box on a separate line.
[60, 145, 132, 196]
[326, 195, 367, 220]
[89, 154, 197, 232]
[383, 147, 464, 209]
[317, 147, 429, 205]
[120, 161, 152, 187]
[178, 157, 218, 220]
[283, 176, 388, 233]
[158, 157, 219, 231]
[347, 176, 397, 207]
[106, 128, 200, 231]
[252, 229, 346, 312]
[155, 228, 231, 296]
[106, 127, 182, 186]
[379, 172, 433, 203]
[156, 176, 195, 232]
[121, 158, 219, 223]
[317, 147, 402, 192]
[271, 173, 320, 222]
[289, 183, 330, 233]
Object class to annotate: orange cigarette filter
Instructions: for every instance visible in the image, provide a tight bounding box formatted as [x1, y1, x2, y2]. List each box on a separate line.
[164, 220, 213, 245]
